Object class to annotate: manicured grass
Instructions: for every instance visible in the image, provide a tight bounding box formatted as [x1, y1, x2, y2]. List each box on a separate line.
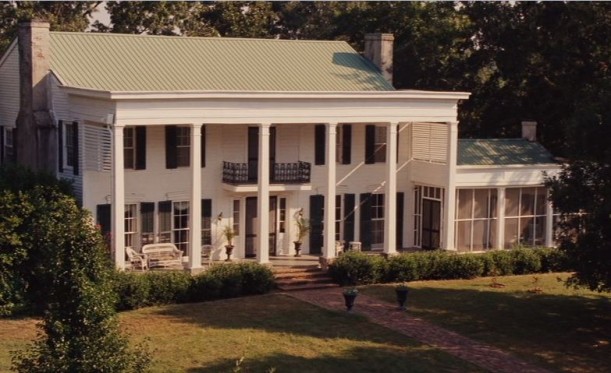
[360, 273, 611, 373]
[1, 294, 483, 372]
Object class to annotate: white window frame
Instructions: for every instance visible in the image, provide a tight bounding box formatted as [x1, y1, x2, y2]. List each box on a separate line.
[335, 195, 342, 241]
[371, 193, 385, 245]
[455, 189, 498, 252]
[176, 126, 190, 168]
[124, 204, 138, 250]
[413, 185, 444, 247]
[3, 127, 14, 162]
[374, 126, 387, 163]
[504, 187, 547, 248]
[64, 122, 76, 169]
[173, 201, 190, 254]
[124, 127, 136, 169]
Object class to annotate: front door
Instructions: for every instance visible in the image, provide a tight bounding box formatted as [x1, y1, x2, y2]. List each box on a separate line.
[245, 196, 278, 258]
[422, 199, 441, 249]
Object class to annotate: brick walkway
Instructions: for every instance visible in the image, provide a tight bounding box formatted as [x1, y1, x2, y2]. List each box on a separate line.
[288, 287, 552, 373]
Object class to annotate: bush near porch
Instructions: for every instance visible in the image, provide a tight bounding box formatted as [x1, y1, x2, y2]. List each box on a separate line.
[114, 262, 275, 311]
[329, 248, 570, 285]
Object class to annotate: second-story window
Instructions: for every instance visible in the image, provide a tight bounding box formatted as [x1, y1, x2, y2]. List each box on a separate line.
[176, 127, 190, 167]
[124, 127, 135, 169]
[365, 125, 387, 164]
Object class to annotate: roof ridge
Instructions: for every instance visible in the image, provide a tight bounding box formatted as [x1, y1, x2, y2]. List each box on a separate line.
[50, 31, 351, 45]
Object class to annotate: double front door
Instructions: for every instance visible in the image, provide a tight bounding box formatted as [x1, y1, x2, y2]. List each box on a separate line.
[245, 196, 278, 257]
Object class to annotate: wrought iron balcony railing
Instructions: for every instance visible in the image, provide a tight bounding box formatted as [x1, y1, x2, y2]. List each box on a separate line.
[222, 161, 311, 185]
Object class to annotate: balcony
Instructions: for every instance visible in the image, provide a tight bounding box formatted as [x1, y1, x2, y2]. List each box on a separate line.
[223, 161, 311, 185]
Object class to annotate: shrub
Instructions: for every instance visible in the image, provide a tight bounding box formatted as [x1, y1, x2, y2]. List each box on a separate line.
[146, 271, 192, 304]
[238, 262, 275, 295]
[206, 264, 244, 298]
[511, 248, 542, 274]
[329, 251, 385, 285]
[487, 250, 514, 275]
[385, 254, 421, 282]
[188, 274, 222, 302]
[113, 272, 151, 311]
[537, 248, 571, 272]
[439, 254, 485, 279]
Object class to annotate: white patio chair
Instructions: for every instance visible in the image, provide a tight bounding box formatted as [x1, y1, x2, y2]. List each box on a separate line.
[126, 247, 148, 271]
[335, 240, 345, 256]
[201, 245, 214, 266]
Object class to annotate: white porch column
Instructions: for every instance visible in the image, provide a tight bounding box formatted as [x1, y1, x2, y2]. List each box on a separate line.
[189, 123, 202, 269]
[545, 190, 554, 247]
[111, 123, 125, 269]
[443, 121, 458, 250]
[257, 123, 271, 264]
[323, 122, 337, 259]
[496, 187, 506, 249]
[384, 122, 398, 255]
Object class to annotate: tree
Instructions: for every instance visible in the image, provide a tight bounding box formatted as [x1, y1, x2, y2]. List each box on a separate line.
[0, 1, 100, 53]
[0, 168, 149, 372]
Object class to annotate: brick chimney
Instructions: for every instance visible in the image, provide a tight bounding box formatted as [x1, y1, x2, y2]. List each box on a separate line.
[15, 20, 56, 172]
[521, 121, 537, 142]
[364, 33, 394, 85]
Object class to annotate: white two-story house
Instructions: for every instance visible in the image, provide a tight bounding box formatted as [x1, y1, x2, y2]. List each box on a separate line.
[0, 22, 560, 270]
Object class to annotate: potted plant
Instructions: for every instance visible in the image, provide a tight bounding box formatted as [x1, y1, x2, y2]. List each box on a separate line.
[395, 283, 409, 310]
[222, 225, 236, 261]
[293, 215, 310, 257]
[342, 287, 359, 311]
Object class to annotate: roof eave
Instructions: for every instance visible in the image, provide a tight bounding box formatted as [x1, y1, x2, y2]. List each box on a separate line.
[58, 86, 471, 101]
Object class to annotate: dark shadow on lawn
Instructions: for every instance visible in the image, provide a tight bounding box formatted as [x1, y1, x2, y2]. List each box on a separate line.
[186, 345, 484, 373]
[365, 285, 611, 373]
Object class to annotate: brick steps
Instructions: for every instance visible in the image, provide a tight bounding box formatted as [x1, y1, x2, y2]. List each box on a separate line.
[273, 266, 339, 292]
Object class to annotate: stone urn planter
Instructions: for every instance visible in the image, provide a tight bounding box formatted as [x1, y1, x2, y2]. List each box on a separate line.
[342, 288, 359, 312]
[294, 214, 310, 257]
[395, 284, 409, 310]
[224, 245, 234, 262]
[222, 225, 236, 261]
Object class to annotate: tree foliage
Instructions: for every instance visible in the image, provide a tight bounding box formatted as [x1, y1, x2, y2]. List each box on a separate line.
[0, 1, 100, 53]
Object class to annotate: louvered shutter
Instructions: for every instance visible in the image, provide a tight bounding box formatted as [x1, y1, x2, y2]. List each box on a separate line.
[165, 125, 177, 169]
[135, 126, 147, 170]
[359, 193, 372, 250]
[342, 124, 352, 164]
[315, 124, 325, 165]
[365, 125, 375, 164]
[72, 122, 79, 175]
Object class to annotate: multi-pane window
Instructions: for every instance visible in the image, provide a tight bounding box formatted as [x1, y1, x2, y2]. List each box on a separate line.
[455, 189, 498, 252]
[335, 195, 342, 241]
[124, 204, 138, 250]
[159, 203, 172, 243]
[374, 126, 387, 163]
[413, 187, 421, 246]
[413, 186, 444, 248]
[371, 194, 385, 245]
[65, 122, 75, 168]
[176, 126, 190, 167]
[140, 203, 155, 245]
[173, 201, 190, 254]
[504, 187, 547, 248]
[124, 127, 135, 169]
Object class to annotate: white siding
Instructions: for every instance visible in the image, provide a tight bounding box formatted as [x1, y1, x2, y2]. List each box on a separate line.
[0, 44, 20, 128]
[50, 75, 70, 120]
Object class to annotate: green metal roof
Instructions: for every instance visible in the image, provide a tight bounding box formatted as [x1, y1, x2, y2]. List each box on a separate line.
[48, 32, 394, 92]
[458, 139, 556, 166]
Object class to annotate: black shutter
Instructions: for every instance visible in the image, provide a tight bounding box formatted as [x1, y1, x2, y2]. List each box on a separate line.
[365, 125, 376, 164]
[343, 193, 355, 244]
[165, 125, 177, 169]
[135, 126, 147, 170]
[0, 127, 4, 164]
[72, 122, 79, 175]
[202, 198, 212, 245]
[96, 204, 111, 237]
[201, 125, 206, 168]
[342, 124, 352, 165]
[397, 192, 404, 249]
[57, 121, 63, 172]
[309, 195, 324, 254]
[359, 193, 372, 250]
[314, 124, 325, 165]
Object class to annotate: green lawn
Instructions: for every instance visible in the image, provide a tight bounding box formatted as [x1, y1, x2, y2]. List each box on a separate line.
[1, 294, 483, 373]
[360, 273, 611, 373]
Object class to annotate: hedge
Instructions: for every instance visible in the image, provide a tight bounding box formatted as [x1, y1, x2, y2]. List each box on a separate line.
[113, 262, 275, 311]
[329, 248, 571, 286]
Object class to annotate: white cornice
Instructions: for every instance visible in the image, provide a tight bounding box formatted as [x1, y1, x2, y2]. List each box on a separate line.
[59, 86, 471, 101]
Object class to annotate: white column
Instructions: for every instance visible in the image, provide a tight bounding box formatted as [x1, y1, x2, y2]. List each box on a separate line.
[257, 123, 271, 264]
[545, 190, 554, 247]
[323, 123, 337, 259]
[384, 122, 398, 254]
[111, 124, 125, 269]
[496, 187, 505, 249]
[189, 123, 202, 269]
[443, 121, 458, 250]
